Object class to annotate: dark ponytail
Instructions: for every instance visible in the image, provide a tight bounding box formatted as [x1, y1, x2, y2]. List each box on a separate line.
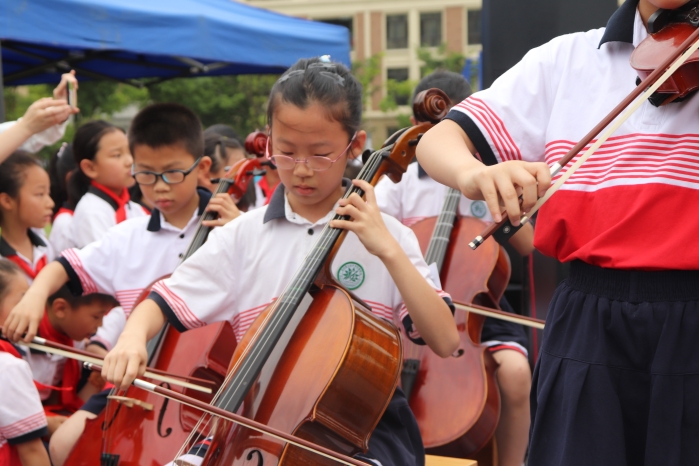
[267, 57, 363, 138]
[68, 120, 123, 204]
[0, 259, 24, 303]
[0, 151, 42, 224]
[203, 134, 243, 174]
[48, 143, 77, 214]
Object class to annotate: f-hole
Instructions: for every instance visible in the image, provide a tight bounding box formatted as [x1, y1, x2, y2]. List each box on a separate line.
[452, 348, 465, 358]
[157, 382, 173, 438]
[247, 449, 264, 465]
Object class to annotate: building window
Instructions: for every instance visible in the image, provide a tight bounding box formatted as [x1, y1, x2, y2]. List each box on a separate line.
[467, 10, 482, 45]
[320, 17, 354, 49]
[387, 68, 410, 106]
[420, 12, 442, 47]
[386, 14, 408, 49]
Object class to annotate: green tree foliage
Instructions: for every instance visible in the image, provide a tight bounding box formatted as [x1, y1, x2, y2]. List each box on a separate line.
[351, 53, 382, 112]
[148, 75, 279, 136]
[417, 44, 466, 76]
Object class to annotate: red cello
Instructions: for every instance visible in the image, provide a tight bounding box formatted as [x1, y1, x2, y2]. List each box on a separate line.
[65, 156, 265, 466]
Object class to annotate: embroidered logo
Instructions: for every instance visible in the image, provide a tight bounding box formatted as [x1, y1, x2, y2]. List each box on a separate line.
[470, 201, 487, 218]
[337, 262, 365, 290]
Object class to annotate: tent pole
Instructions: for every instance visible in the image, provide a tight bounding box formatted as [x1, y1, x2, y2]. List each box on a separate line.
[0, 42, 5, 122]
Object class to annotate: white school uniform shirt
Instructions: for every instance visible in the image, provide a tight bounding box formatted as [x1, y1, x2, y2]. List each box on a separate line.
[375, 162, 492, 227]
[0, 118, 68, 154]
[151, 182, 452, 343]
[447, 2, 699, 270]
[0, 229, 53, 284]
[49, 208, 75, 255]
[59, 190, 211, 350]
[18, 340, 83, 401]
[0, 351, 47, 453]
[71, 186, 147, 249]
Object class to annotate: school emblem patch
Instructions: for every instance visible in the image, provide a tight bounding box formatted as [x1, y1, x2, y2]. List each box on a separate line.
[470, 201, 487, 218]
[337, 262, 365, 290]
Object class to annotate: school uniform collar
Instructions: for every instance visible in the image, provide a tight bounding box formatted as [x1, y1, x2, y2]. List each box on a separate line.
[147, 188, 211, 232]
[599, 0, 640, 47]
[263, 179, 351, 224]
[0, 229, 46, 257]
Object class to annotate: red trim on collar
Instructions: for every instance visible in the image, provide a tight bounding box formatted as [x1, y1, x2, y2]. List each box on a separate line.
[90, 181, 131, 224]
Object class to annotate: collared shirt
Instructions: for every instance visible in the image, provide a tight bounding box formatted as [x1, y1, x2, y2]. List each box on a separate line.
[0, 349, 48, 459]
[375, 163, 492, 227]
[150, 181, 452, 344]
[71, 186, 147, 249]
[58, 190, 211, 350]
[0, 229, 53, 283]
[49, 207, 75, 255]
[446, 0, 699, 270]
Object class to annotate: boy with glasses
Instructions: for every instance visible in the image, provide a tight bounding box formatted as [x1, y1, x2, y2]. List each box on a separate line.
[3, 103, 238, 466]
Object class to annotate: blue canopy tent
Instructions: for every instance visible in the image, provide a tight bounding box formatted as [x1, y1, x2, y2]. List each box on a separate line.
[0, 0, 351, 120]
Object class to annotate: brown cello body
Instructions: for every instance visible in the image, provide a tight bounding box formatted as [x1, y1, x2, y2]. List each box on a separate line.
[204, 279, 402, 465]
[405, 215, 511, 458]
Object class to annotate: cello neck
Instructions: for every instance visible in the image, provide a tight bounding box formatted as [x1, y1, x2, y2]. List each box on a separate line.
[181, 180, 233, 261]
[424, 187, 461, 273]
[214, 147, 391, 415]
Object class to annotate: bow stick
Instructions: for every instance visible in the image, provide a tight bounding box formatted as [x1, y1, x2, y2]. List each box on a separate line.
[0, 330, 212, 393]
[453, 302, 546, 329]
[81, 362, 371, 466]
[470, 25, 699, 249]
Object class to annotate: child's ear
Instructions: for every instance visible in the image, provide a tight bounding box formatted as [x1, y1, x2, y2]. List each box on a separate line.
[196, 156, 213, 187]
[0, 192, 16, 211]
[348, 131, 367, 161]
[197, 156, 212, 175]
[79, 159, 98, 180]
[51, 298, 70, 319]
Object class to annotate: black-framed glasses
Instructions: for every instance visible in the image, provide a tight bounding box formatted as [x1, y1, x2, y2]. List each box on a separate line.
[132, 157, 202, 185]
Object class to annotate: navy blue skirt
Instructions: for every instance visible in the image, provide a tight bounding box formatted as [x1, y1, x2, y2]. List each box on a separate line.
[529, 261, 699, 466]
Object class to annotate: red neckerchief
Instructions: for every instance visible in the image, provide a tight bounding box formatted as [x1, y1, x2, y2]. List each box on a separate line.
[54, 206, 74, 220]
[37, 313, 83, 413]
[5, 255, 46, 280]
[90, 181, 131, 224]
[0, 340, 21, 358]
[257, 177, 279, 206]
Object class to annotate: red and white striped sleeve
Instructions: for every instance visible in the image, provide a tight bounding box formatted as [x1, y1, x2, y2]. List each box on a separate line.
[0, 355, 48, 445]
[149, 223, 241, 333]
[447, 35, 562, 165]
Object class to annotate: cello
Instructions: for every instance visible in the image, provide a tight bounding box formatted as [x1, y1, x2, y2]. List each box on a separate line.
[405, 192, 509, 461]
[165, 89, 450, 465]
[65, 155, 266, 466]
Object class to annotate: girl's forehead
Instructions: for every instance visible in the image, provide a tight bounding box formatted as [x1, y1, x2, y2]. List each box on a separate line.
[272, 102, 346, 139]
[23, 164, 49, 185]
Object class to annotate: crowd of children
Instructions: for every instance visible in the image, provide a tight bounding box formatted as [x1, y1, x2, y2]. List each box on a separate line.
[0, 1, 696, 464]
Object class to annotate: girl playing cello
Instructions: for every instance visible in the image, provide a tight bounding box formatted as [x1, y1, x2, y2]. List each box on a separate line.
[417, 1, 699, 464]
